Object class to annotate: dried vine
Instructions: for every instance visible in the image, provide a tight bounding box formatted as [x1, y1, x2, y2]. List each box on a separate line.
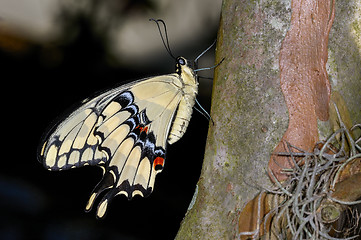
[239, 105, 361, 239]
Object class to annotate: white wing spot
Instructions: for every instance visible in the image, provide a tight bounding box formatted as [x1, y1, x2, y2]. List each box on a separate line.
[68, 151, 80, 165]
[46, 144, 58, 168]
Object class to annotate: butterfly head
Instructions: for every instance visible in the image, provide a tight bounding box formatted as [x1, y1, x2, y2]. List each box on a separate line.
[175, 56, 197, 85]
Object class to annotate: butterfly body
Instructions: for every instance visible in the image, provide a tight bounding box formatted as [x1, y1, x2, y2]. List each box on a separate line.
[39, 56, 198, 218]
[168, 57, 198, 144]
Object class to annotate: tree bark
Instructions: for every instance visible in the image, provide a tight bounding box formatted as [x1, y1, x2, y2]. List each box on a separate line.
[175, 0, 361, 239]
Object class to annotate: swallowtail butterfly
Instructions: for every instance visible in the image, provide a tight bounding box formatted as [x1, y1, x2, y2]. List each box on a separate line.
[38, 19, 217, 218]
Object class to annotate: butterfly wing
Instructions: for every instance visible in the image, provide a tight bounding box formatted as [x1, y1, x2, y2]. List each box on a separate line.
[39, 75, 183, 218]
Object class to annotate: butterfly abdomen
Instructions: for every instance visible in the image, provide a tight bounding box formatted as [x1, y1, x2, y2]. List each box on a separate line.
[168, 81, 198, 145]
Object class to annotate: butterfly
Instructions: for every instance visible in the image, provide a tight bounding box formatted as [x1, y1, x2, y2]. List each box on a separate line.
[38, 19, 218, 219]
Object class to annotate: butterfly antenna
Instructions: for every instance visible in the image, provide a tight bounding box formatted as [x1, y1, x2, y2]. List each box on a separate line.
[150, 18, 176, 59]
[194, 99, 214, 125]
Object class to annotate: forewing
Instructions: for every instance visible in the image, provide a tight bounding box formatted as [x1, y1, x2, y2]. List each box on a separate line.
[39, 84, 132, 170]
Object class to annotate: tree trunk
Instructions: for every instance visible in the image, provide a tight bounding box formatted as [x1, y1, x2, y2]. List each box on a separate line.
[175, 0, 361, 239]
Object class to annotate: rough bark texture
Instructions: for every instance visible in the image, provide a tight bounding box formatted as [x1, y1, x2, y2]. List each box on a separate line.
[175, 0, 361, 239]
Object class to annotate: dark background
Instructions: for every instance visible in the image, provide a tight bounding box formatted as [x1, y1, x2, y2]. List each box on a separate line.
[0, 1, 220, 239]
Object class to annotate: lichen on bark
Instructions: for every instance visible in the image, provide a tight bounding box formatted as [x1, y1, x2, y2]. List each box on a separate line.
[176, 0, 291, 238]
[327, 0, 361, 124]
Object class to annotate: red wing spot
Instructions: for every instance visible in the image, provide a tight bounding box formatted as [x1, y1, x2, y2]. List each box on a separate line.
[153, 157, 164, 171]
[135, 125, 149, 134]
[143, 126, 148, 133]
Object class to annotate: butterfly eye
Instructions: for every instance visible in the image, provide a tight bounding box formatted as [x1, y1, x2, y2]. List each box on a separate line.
[178, 58, 186, 65]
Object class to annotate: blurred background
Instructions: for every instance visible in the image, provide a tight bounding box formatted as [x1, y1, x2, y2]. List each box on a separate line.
[0, 0, 221, 239]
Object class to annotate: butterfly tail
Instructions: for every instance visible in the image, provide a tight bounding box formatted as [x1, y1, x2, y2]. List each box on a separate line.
[95, 189, 117, 219]
[85, 168, 115, 214]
